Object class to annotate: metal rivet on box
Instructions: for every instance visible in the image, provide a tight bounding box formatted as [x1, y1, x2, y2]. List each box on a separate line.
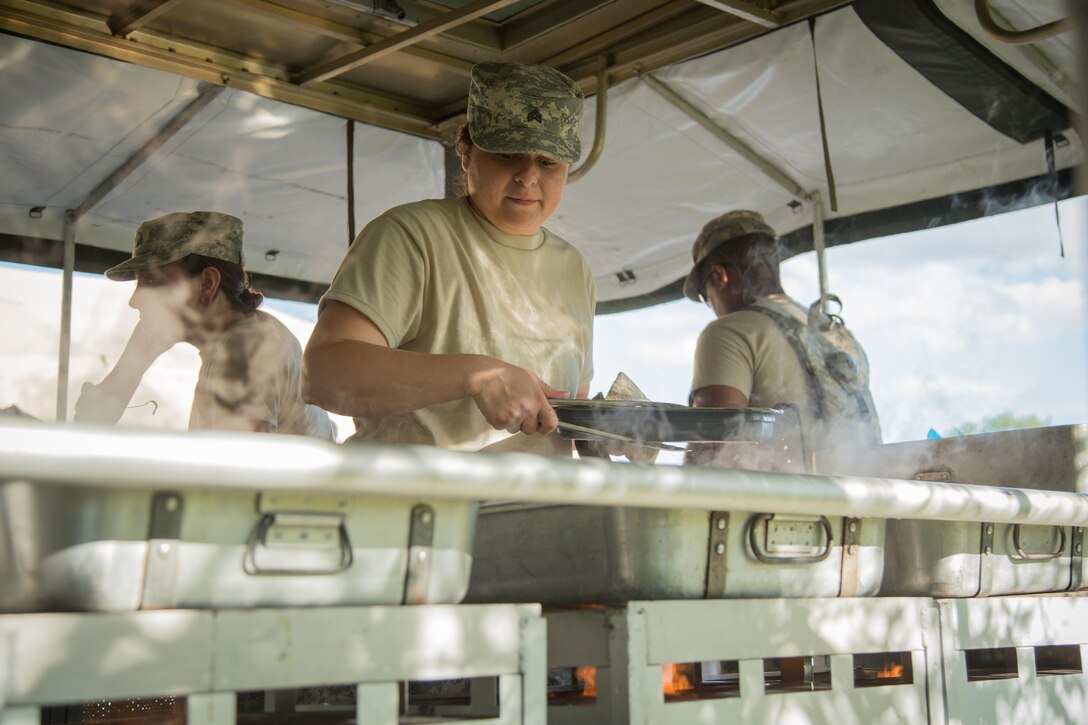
[158, 542, 171, 556]
[418, 550, 429, 560]
[1077, 544, 1083, 554]
[420, 510, 433, 525]
[715, 543, 726, 555]
[984, 546, 992, 555]
[986, 526, 993, 535]
[716, 517, 726, 530]
[848, 521, 857, 533]
[164, 496, 179, 512]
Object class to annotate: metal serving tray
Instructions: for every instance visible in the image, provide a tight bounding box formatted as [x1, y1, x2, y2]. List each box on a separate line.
[0, 481, 475, 612]
[551, 400, 779, 443]
[814, 424, 1088, 597]
[464, 504, 883, 605]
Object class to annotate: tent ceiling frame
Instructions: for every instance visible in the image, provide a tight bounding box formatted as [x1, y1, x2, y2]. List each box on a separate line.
[555, 0, 852, 97]
[694, 0, 780, 28]
[0, 0, 444, 138]
[401, 0, 504, 50]
[501, 0, 613, 51]
[107, 0, 188, 36]
[224, 0, 474, 75]
[0, 0, 851, 141]
[432, 0, 853, 136]
[294, 0, 520, 86]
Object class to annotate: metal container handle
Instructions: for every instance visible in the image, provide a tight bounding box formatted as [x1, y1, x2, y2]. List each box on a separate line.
[243, 513, 354, 576]
[747, 513, 834, 564]
[1011, 524, 1066, 561]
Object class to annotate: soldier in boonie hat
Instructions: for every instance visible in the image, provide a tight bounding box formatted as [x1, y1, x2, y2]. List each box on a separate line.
[105, 211, 244, 281]
[467, 61, 584, 163]
[683, 209, 777, 302]
[76, 210, 334, 440]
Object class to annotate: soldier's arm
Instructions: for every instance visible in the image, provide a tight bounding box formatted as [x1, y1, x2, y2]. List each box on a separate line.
[691, 385, 749, 409]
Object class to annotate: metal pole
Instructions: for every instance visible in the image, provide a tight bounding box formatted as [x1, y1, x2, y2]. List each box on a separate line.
[974, 0, 1071, 45]
[3, 421, 1088, 527]
[347, 119, 356, 245]
[55, 210, 76, 423]
[567, 56, 608, 184]
[809, 190, 829, 316]
[1075, 0, 1088, 198]
[641, 72, 804, 199]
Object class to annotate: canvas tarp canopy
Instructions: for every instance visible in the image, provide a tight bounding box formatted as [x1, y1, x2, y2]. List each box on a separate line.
[0, 0, 1081, 312]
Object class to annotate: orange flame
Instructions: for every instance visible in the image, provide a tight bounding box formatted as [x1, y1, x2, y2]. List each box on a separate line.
[575, 666, 597, 698]
[662, 663, 695, 695]
[876, 664, 904, 679]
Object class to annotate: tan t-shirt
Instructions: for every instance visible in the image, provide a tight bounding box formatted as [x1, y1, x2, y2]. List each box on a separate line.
[693, 292, 812, 424]
[190, 311, 335, 439]
[692, 293, 877, 456]
[323, 197, 595, 455]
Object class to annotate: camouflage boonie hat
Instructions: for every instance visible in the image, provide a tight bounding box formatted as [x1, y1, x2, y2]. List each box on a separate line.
[468, 62, 583, 164]
[683, 210, 777, 301]
[105, 211, 244, 281]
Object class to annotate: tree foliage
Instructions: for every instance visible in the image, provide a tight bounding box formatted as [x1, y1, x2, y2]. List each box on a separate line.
[945, 411, 1051, 437]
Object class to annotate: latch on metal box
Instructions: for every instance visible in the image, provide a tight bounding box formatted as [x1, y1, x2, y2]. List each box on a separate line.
[747, 513, 833, 564]
[244, 493, 353, 576]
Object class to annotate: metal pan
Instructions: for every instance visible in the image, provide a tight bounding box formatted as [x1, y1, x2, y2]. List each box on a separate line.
[551, 400, 780, 443]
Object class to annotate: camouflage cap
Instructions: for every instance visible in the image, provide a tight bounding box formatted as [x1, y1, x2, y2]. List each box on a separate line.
[683, 210, 777, 301]
[468, 62, 583, 164]
[105, 211, 244, 281]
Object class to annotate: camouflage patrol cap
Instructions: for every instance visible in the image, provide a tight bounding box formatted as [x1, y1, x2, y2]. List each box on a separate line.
[468, 62, 583, 164]
[683, 210, 777, 301]
[105, 211, 244, 281]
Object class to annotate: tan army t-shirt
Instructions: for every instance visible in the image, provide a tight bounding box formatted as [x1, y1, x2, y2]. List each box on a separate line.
[190, 311, 335, 439]
[323, 197, 595, 456]
[692, 293, 876, 457]
[693, 293, 813, 430]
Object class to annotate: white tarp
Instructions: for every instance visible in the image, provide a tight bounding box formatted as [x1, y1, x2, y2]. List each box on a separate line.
[0, 33, 445, 286]
[553, 4, 1082, 303]
[0, 1, 1081, 305]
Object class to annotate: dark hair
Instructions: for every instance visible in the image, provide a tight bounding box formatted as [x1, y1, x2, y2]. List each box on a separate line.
[450, 124, 474, 198]
[456, 123, 473, 151]
[179, 254, 264, 313]
[699, 232, 783, 309]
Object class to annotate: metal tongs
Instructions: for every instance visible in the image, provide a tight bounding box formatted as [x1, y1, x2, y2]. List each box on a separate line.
[555, 420, 684, 452]
[553, 372, 685, 453]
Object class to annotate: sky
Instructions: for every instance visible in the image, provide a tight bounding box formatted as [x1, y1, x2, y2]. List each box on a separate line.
[2, 196, 1086, 451]
[591, 197, 1088, 444]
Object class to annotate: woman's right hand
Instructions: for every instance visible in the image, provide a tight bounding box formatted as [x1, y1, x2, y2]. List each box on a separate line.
[467, 359, 568, 435]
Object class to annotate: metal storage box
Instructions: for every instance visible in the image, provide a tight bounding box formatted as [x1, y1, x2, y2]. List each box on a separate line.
[464, 504, 884, 605]
[0, 481, 475, 612]
[813, 424, 1088, 597]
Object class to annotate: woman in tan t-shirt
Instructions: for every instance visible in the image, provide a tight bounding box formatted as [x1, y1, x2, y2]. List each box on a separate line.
[303, 62, 595, 452]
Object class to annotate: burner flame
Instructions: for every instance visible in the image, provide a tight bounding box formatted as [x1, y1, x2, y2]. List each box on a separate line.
[876, 663, 904, 679]
[662, 663, 695, 695]
[575, 666, 597, 698]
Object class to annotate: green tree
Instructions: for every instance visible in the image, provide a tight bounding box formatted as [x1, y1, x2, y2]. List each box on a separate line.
[945, 411, 1051, 437]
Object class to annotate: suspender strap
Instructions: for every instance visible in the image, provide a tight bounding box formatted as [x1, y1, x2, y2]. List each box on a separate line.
[749, 304, 830, 421]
